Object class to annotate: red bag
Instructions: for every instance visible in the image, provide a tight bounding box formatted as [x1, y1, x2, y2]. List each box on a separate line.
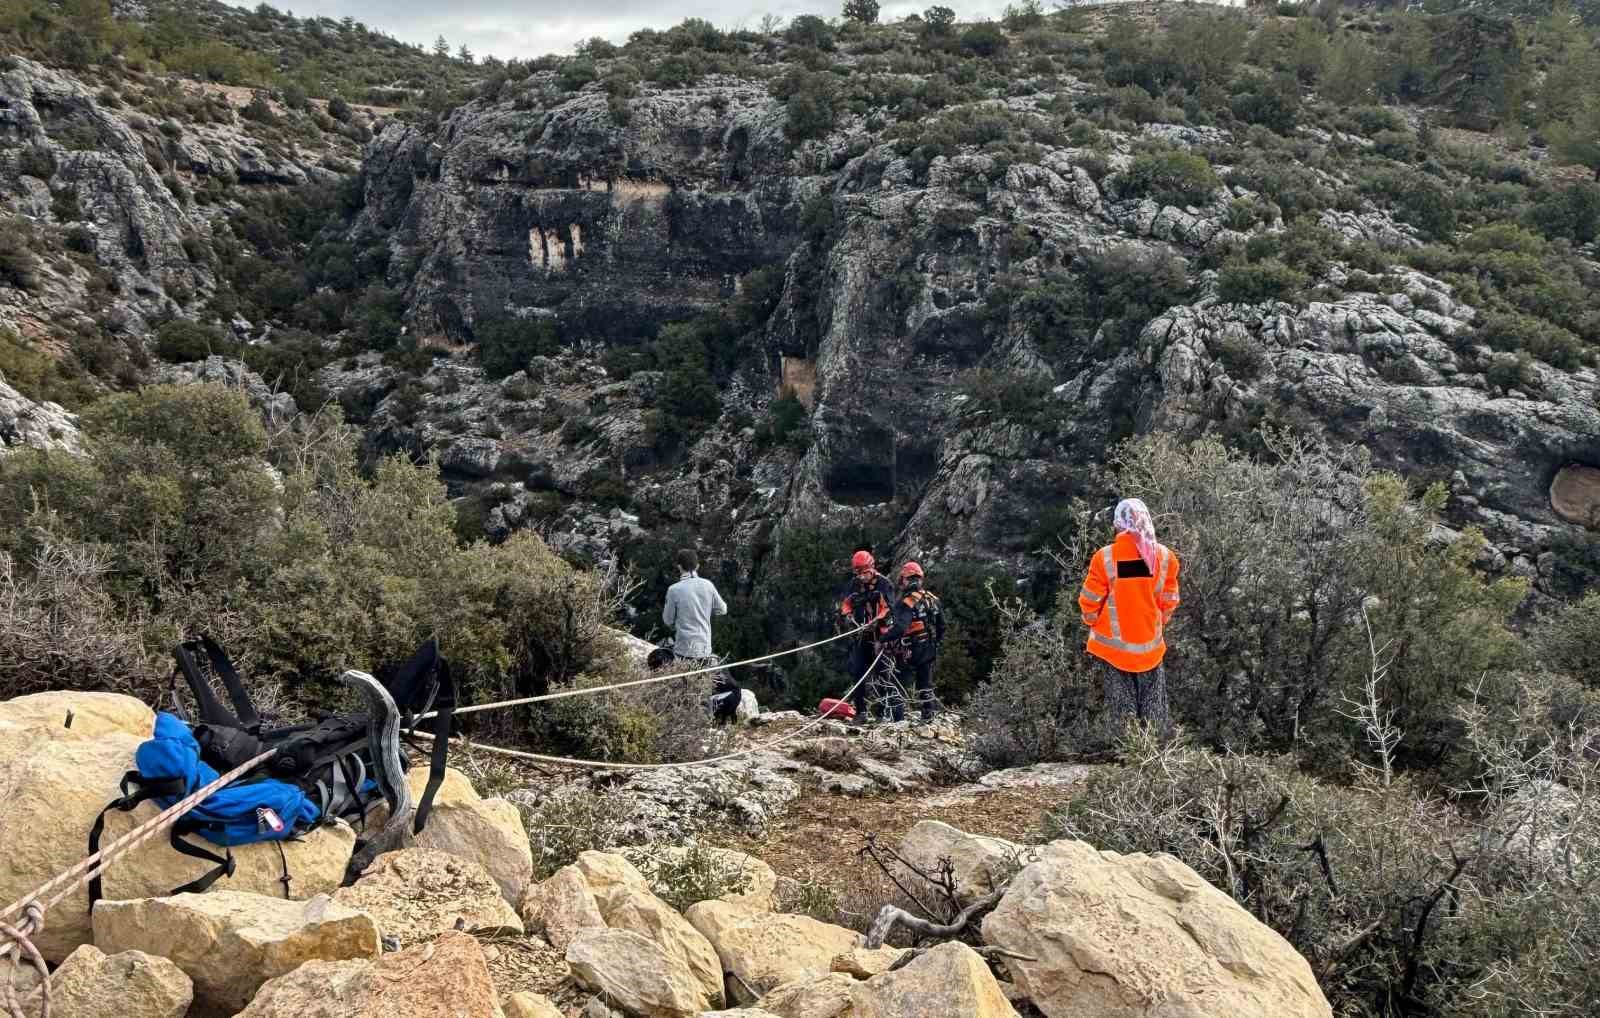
[817, 698, 856, 720]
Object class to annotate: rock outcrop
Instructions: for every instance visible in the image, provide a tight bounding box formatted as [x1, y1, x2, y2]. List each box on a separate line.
[566, 927, 714, 1018]
[371, 765, 533, 907]
[234, 931, 505, 1018]
[850, 942, 1018, 1018]
[892, 821, 1024, 909]
[92, 891, 382, 1015]
[981, 840, 1333, 1018]
[0, 376, 81, 457]
[519, 863, 606, 952]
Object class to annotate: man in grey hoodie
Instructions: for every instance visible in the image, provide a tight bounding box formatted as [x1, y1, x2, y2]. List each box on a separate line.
[662, 548, 727, 663]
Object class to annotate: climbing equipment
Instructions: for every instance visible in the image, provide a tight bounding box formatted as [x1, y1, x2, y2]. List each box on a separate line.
[851, 550, 874, 570]
[898, 561, 923, 581]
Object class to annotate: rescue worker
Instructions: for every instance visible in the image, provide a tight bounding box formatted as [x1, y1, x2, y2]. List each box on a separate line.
[886, 561, 945, 724]
[1078, 498, 1181, 743]
[837, 549, 900, 723]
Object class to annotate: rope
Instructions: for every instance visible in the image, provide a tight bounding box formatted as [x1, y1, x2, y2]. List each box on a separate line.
[416, 622, 873, 723]
[413, 650, 886, 771]
[0, 748, 279, 1018]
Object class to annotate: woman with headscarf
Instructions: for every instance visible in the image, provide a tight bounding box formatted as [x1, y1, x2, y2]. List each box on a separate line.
[1078, 497, 1182, 743]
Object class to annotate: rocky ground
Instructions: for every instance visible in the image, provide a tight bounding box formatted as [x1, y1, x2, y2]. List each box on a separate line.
[1, 687, 1333, 1018]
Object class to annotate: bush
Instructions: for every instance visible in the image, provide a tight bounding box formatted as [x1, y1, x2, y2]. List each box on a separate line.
[1475, 312, 1585, 370]
[960, 22, 1009, 58]
[1528, 182, 1600, 245]
[474, 315, 560, 379]
[153, 319, 235, 362]
[785, 14, 835, 51]
[521, 787, 636, 879]
[968, 598, 1102, 766]
[1216, 258, 1308, 304]
[626, 844, 754, 913]
[842, 0, 879, 24]
[1227, 73, 1300, 133]
[1122, 149, 1219, 208]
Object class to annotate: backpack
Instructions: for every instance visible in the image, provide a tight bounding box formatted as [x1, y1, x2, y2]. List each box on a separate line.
[88, 635, 456, 904]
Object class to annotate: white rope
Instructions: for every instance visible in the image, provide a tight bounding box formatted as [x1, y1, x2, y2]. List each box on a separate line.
[417, 622, 874, 722]
[412, 651, 889, 771]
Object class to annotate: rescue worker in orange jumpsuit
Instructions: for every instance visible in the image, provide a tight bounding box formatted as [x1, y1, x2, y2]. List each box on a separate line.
[1078, 498, 1182, 742]
[838, 549, 899, 723]
[886, 561, 945, 724]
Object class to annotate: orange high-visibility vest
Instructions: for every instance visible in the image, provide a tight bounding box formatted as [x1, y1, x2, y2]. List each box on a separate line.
[1078, 531, 1181, 673]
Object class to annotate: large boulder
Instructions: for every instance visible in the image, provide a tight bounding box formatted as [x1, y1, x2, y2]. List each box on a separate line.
[92, 891, 381, 1015]
[16, 945, 192, 1018]
[1551, 464, 1600, 528]
[849, 942, 1017, 1018]
[0, 693, 350, 963]
[830, 948, 905, 980]
[685, 901, 863, 1001]
[573, 853, 723, 1003]
[519, 863, 605, 951]
[894, 821, 1022, 909]
[756, 973, 858, 1018]
[334, 848, 523, 947]
[566, 927, 713, 1017]
[373, 766, 532, 907]
[234, 931, 505, 1018]
[981, 840, 1333, 1018]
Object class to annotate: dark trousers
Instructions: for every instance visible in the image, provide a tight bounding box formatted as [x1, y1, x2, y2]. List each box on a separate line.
[904, 658, 936, 720]
[848, 642, 902, 721]
[1101, 660, 1171, 743]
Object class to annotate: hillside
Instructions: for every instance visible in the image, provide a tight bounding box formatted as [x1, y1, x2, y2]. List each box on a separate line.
[4, 1, 1600, 1014]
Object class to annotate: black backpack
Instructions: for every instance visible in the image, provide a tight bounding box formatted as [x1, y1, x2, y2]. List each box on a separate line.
[90, 634, 457, 902]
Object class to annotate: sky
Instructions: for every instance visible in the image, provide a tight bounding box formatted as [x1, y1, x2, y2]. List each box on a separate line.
[232, 0, 1014, 63]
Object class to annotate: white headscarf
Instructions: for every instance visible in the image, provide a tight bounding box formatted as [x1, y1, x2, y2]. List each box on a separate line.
[1114, 498, 1160, 575]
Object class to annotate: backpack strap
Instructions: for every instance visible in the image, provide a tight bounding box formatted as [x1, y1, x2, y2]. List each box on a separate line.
[86, 770, 191, 908]
[173, 641, 241, 729]
[196, 635, 261, 730]
[163, 821, 237, 895]
[414, 658, 454, 835]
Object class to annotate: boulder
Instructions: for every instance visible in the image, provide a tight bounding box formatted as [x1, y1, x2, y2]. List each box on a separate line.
[830, 948, 906, 980]
[334, 848, 523, 947]
[685, 901, 863, 1000]
[519, 863, 605, 951]
[735, 691, 760, 724]
[894, 821, 1022, 909]
[16, 945, 191, 1018]
[0, 706, 351, 964]
[1551, 464, 1600, 528]
[92, 891, 381, 1015]
[757, 973, 858, 1018]
[572, 850, 651, 907]
[234, 931, 505, 1018]
[372, 766, 532, 907]
[981, 840, 1333, 1018]
[504, 991, 565, 1018]
[593, 876, 723, 1004]
[566, 927, 713, 1017]
[701, 1012, 783, 1018]
[849, 942, 1017, 1018]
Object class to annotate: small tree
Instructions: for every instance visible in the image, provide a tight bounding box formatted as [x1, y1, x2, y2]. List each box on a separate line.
[432, 34, 450, 59]
[923, 6, 957, 36]
[843, 0, 880, 24]
[456, 43, 474, 64]
[1548, 103, 1600, 181]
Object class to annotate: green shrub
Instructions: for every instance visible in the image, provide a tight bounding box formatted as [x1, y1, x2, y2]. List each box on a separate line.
[0, 218, 43, 291]
[1216, 258, 1308, 304]
[785, 14, 835, 51]
[1227, 73, 1299, 133]
[1476, 312, 1586, 370]
[1362, 170, 1457, 241]
[474, 315, 560, 379]
[1528, 182, 1600, 245]
[1122, 149, 1219, 207]
[960, 22, 1009, 57]
[842, 0, 879, 24]
[153, 319, 235, 362]
[627, 844, 754, 913]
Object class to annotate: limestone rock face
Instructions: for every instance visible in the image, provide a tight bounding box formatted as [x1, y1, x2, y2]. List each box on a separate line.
[371, 765, 532, 907]
[565, 927, 713, 1018]
[830, 948, 906, 980]
[849, 943, 1018, 1018]
[233, 931, 505, 1018]
[981, 840, 1333, 1018]
[334, 848, 523, 947]
[0, 377, 82, 458]
[17, 945, 192, 1018]
[685, 901, 863, 1001]
[592, 871, 724, 1004]
[92, 891, 381, 1015]
[0, 690, 149, 740]
[518, 863, 605, 951]
[893, 821, 1023, 909]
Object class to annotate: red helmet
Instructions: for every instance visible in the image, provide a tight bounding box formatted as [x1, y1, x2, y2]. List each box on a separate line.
[899, 561, 924, 580]
[851, 550, 874, 570]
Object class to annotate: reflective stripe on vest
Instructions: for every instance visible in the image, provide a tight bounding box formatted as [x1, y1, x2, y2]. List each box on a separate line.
[1088, 545, 1166, 657]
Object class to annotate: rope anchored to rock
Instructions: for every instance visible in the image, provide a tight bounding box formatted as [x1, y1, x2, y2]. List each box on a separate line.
[0, 748, 278, 1018]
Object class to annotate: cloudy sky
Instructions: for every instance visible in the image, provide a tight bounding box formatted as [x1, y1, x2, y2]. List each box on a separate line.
[236, 1, 1012, 62]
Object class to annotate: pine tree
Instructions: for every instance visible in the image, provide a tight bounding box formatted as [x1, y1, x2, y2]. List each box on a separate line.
[432, 34, 450, 59]
[1430, 13, 1528, 129]
[1549, 102, 1600, 180]
[457, 43, 474, 64]
[842, 0, 880, 23]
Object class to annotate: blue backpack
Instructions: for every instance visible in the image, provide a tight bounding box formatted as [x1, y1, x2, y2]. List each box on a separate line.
[88, 636, 455, 904]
